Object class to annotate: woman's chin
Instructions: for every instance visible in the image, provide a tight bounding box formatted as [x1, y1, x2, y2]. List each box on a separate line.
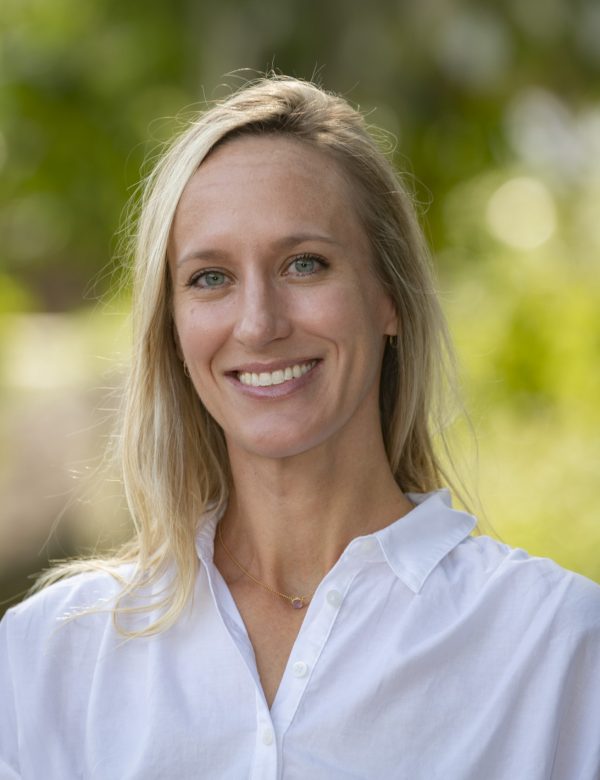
[226, 429, 325, 463]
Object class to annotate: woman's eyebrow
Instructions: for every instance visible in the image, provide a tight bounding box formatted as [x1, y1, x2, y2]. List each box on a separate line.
[177, 232, 341, 267]
[273, 232, 341, 249]
[177, 248, 229, 267]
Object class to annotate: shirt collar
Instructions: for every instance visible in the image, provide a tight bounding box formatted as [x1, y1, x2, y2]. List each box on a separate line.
[195, 489, 476, 595]
[195, 508, 221, 565]
[374, 489, 476, 593]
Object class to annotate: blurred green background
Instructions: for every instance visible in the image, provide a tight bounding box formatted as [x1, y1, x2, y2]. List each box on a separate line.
[1, 0, 599, 616]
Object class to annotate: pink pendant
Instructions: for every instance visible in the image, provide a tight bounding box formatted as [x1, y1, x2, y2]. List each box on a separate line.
[291, 597, 305, 609]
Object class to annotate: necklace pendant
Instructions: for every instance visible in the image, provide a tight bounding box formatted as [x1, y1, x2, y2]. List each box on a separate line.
[291, 597, 305, 609]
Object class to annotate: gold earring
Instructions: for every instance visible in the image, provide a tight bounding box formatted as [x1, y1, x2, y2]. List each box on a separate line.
[388, 335, 397, 348]
[183, 361, 191, 378]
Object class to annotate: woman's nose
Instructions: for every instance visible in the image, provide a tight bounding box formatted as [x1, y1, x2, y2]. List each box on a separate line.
[233, 279, 292, 349]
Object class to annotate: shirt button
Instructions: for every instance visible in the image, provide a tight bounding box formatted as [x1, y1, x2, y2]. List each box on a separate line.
[326, 589, 343, 607]
[261, 728, 274, 746]
[292, 660, 308, 678]
[359, 538, 378, 555]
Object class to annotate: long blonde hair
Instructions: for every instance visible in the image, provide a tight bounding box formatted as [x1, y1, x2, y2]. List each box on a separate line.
[38, 75, 469, 636]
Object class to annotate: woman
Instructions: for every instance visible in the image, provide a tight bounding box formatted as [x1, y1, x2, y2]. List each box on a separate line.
[1, 76, 598, 779]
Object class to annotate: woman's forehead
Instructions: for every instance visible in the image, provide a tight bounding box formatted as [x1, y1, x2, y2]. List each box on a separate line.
[190, 134, 351, 200]
[170, 134, 367, 257]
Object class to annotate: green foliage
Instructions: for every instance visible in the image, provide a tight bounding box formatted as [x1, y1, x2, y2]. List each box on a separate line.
[0, 0, 190, 309]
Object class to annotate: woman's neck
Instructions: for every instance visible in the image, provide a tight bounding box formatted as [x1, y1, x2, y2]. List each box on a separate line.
[218, 434, 413, 598]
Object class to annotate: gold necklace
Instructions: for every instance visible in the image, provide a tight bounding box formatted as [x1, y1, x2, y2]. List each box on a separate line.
[216, 522, 313, 609]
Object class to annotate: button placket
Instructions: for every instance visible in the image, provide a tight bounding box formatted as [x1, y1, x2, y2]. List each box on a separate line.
[269, 558, 365, 736]
[251, 694, 279, 778]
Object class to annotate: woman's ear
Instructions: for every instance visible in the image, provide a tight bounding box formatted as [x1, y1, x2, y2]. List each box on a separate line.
[382, 295, 399, 339]
[384, 319, 398, 339]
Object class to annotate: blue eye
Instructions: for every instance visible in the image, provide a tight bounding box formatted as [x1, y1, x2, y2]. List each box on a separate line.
[192, 270, 227, 288]
[289, 254, 325, 276]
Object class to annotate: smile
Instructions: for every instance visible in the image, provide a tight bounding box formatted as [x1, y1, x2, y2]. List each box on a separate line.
[237, 360, 317, 387]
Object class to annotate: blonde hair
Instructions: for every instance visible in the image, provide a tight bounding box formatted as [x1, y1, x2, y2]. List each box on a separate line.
[37, 75, 469, 636]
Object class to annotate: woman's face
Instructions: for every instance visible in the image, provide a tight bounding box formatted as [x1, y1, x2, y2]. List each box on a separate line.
[169, 135, 397, 461]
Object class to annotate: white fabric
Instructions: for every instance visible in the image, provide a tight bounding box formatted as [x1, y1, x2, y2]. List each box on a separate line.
[1, 490, 599, 779]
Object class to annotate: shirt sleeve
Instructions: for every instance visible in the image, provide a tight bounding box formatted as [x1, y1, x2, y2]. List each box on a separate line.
[0, 611, 22, 779]
[551, 573, 600, 778]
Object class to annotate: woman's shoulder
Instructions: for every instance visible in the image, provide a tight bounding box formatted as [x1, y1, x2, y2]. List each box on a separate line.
[1, 565, 134, 644]
[460, 531, 599, 588]
[451, 533, 600, 635]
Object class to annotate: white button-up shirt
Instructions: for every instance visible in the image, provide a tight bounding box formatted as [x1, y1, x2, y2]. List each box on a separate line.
[1, 490, 599, 779]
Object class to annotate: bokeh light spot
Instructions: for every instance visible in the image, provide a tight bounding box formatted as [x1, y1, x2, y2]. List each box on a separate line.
[486, 177, 556, 250]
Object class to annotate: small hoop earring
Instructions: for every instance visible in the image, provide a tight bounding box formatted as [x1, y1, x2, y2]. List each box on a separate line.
[388, 335, 397, 348]
[183, 361, 191, 378]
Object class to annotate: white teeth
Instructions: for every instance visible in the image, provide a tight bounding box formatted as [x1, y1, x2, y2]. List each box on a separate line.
[238, 361, 316, 387]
